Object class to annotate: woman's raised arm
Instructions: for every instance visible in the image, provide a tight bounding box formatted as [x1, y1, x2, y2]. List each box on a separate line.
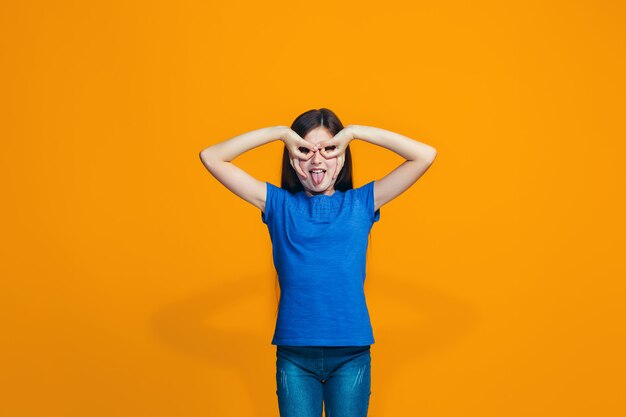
[199, 126, 314, 213]
[199, 126, 284, 212]
[348, 124, 437, 212]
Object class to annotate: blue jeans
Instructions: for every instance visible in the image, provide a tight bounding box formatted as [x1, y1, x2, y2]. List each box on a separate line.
[275, 345, 372, 417]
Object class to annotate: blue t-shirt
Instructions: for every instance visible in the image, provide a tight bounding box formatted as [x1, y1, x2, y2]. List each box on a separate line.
[261, 180, 380, 346]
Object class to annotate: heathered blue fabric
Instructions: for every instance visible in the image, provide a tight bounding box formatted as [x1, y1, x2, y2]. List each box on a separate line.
[261, 180, 380, 346]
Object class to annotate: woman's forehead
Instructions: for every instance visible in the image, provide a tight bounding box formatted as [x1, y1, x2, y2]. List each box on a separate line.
[304, 127, 333, 143]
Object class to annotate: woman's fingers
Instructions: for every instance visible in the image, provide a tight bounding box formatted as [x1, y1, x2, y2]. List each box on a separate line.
[320, 145, 340, 159]
[293, 157, 307, 179]
[288, 136, 349, 180]
[300, 139, 316, 152]
[317, 139, 340, 159]
[295, 144, 315, 161]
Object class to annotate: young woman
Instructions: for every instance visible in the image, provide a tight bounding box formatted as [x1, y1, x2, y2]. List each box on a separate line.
[199, 108, 437, 417]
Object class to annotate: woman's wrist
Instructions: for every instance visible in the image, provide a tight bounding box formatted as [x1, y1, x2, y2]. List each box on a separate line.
[345, 124, 360, 138]
[273, 125, 291, 143]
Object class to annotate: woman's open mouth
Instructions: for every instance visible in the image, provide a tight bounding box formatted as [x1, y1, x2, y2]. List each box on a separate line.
[310, 169, 326, 185]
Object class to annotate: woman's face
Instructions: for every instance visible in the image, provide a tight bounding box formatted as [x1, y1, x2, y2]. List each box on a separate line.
[292, 127, 344, 196]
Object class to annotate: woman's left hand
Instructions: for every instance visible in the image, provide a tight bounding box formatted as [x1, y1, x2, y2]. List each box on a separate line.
[318, 125, 357, 180]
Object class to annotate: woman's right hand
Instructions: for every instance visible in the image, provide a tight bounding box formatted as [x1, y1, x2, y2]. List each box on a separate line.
[279, 127, 316, 180]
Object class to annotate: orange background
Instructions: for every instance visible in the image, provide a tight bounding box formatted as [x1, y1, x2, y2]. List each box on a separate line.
[3, 1, 625, 416]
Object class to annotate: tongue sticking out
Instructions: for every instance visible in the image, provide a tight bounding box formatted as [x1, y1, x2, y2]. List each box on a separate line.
[311, 171, 325, 185]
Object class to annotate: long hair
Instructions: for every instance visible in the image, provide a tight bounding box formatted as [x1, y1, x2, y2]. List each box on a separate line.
[273, 108, 373, 319]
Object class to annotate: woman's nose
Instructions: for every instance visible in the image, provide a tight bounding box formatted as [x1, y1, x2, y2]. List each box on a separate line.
[312, 148, 323, 162]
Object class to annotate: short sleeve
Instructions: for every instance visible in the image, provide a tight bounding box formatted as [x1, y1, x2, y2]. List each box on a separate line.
[357, 180, 381, 223]
[261, 182, 281, 225]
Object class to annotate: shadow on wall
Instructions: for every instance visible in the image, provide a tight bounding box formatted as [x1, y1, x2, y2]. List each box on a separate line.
[148, 274, 478, 415]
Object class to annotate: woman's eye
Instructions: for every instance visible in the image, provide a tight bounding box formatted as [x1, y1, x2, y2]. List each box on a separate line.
[325, 146, 336, 151]
[298, 147, 310, 153]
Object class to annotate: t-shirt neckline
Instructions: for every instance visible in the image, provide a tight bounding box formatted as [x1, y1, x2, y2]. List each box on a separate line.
[299, 189, 341, 198]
